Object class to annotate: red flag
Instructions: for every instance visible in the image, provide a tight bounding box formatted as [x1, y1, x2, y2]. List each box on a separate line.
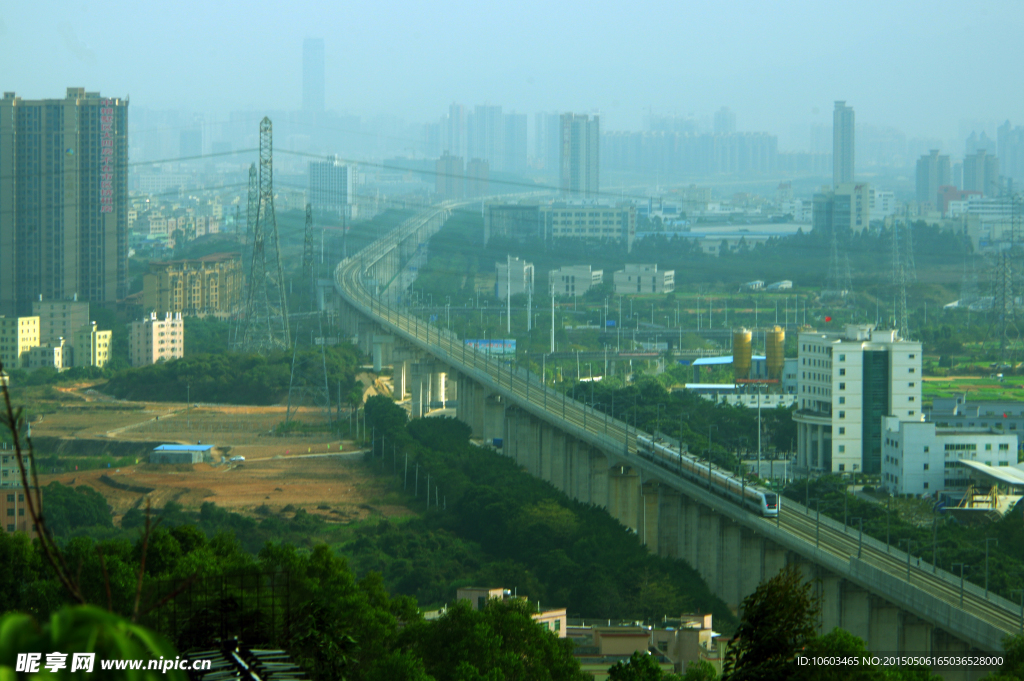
[825, 316, 832, 322]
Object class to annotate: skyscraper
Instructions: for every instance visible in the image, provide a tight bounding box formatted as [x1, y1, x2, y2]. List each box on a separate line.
[309, 156, 353, 216]
[713, 106, 736, 135]
[915, 150, 950, 208]
[303, 38, 325, 112]
[833, 101, 854, 186]
[0, 88, 128, 315]
[560, 113, 600, 198]
[962, 150, 1000, 197]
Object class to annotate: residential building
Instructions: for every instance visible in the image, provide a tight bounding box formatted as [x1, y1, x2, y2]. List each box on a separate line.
[963, 150, 1000, 198]
[0, 316, 40, 369]
[496, 257, 534, 299]
[129, 312, 184, 367]
[0, 485, 35, 536]
[142, 253, 243, 317]
[714, 107, 736, 135]
[484, 201, 635, 252]
[833, 101, 855, 186]
[560, 113, 600, 198]
[534, 112, 561, 172]
[795, 325, 922, 475]
[302, 38, 325, 113]
[613, 264, 674, 295]
[309, 156, 353, 216]
[435, 152, 464, 199]
[542, 202, 635, 252]
[881, 417, 1017, 496]
[997, 120, 1024, 184]
[548, 266, 603, 297]
[812, 183, 871, 233]
[916, 150, 951, 209]
[466, 159, 489, 198]
[0, 88, 128, 315]
[72, 321, 111, 368]
[454, 587, 566, 638]
[27, 343, 63, 371]
[503, 112, 528, 173]
[32, 299, 89, 368]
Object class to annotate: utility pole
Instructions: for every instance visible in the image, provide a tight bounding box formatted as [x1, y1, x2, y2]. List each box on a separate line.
[551, 294, 555, 353]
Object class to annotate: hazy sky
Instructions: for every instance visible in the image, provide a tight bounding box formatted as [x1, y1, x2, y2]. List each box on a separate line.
[2, 0, 1023, 144]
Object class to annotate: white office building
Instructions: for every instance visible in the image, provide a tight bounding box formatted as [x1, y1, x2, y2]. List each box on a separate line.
[496, 257, 534, 299]
[549, 265, 603, 297]
[613, 264, 674, 295]
[309, 156, 354, 216]
[795, 325, 922, 475]
[881, 417, 1017, 496]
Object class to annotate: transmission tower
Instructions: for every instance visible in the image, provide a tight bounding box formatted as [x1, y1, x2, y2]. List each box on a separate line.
[903, 220, 917, 283]
[237, 118, 291, 353]
[822, 229, 853, 304]
[891, 221, 909, 339]
[302, 204, 316, 311]
[285, 309, 333, 428]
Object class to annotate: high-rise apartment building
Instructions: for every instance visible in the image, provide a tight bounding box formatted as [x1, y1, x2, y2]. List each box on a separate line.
[0, 88, 128, 316]
[713, 107, 736, 135]
[832, 101, 855, 186]
[534, 112, 562, 173]
[795, 325, 922, 475]
[302, 38, 325, 113]
[436, 153, 464, 200]
[466, 159, 490, 198]
[963, 150, 1000, 198]
[309, 156, 353, 215]
[129, 312, 184, 367]
[915, 150, 950, 208]
[560, 113, 600, 198]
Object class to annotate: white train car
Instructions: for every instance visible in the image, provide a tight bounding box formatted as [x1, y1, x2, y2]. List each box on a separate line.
[636, 435, 779, 517]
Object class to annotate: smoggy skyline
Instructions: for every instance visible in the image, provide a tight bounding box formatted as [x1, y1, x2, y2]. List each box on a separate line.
[3, 0, 1023, 149]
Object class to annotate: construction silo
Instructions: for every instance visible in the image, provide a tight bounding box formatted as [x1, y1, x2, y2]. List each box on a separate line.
[766, 325, 785, 381]
[733, 328, 752, 380]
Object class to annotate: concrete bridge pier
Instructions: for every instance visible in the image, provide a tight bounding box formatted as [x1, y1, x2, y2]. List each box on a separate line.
[372, 334, 394, 373]
[900, 615, 932, 654]
[655, 486, 681, 559]
[869, 601, 901, 655]
[588, 451, 609, 508]
[608, 466, 640, 534]
[841, 585, 871, 643]
[819, 571, 843, 633]
[430, 371, 447, 407]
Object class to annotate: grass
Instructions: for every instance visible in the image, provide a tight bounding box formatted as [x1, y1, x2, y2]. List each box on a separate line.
[923, 376, 1024, 404]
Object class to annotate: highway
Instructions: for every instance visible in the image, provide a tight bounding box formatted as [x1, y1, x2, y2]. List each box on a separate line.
[334, 205, 1020, 648]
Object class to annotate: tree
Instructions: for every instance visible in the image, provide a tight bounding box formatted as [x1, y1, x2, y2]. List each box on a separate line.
[682, 660, 717, 681]
[608, 650, 680, 681]
[722, 565, 819, 681]
[403, 599, 589, 681]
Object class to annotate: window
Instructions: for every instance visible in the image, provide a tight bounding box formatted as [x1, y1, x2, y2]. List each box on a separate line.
[923, 482, 929, 490]
[838, 445, 845, 453]
[838, 464, 846, 472]
[839, 354, 845, 361]
[924, 446, 929, 453]
[839, 427, 845, 435]
[908, 411, 915, 416]
[909, 382, 915, 388]
[909, 368, 915, 373]
[839, 368, 846, 376]
[923, 463, 929, 470]
[838, 411, 845, 418]
[839, 383, 845, 390]
[985, 444, 992, 451]
[838, 396, 845, 404]
[909, 396, 915, 402]
[999, 444, 1010, 451]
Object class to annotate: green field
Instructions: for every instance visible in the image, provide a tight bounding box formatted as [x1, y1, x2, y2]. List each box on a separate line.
[923, 375, 1024, 404]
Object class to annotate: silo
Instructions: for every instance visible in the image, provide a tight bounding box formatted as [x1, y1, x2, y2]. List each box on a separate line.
[733, 328, 752, 380]
[766, 326, 785, 381]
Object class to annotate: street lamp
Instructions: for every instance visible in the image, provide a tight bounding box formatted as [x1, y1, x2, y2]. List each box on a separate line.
[851, 516, 864, 559]
[656, 403, 666, 438]
[707, 424, 719, 487]
[952, 563, 968, 608]
[985, 538, 999, 599]
[678, 413, 689, 469]
[812, 498, 821, 548]
[900, 539, 916, 582]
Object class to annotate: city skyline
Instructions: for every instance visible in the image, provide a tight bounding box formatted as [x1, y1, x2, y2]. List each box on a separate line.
[2, 0, 1023, 149]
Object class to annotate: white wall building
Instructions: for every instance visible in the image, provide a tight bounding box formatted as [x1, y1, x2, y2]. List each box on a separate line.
[795, 325, 922, 475]
[309, 156, 354, 217]
[496, 257, 534, 299]
[129, 312, 184, 367]
[881, 417, 1017, 496]
[549, 265, 602, 297]
[613, 264, 674, 295]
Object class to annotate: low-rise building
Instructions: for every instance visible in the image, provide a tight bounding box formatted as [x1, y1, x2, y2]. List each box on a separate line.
[484, 201, 636, 252]
[881, 417, 1018, 496]
[27, 343, 64, 371]
[0, 316, 40, 369]
[613, 264, 674, 295]
[496, 257, 535, 299]
[32, 299, 89, 367]
[72, 322, 112, 368]
[549, 265, 603, 297]
[1, 453, 37, 537]
[129, 312, 184, 367]
[150, 444, 213, 465]
[453, 587, 567, 638]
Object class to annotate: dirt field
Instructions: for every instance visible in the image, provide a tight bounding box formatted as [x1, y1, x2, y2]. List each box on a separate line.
[31, 385, 410, 525]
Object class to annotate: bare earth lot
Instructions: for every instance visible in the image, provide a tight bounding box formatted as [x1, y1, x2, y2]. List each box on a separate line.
[32, 388, 408, 525]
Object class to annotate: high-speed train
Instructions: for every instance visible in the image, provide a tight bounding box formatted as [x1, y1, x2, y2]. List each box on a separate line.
[636, 434, 779, 517]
